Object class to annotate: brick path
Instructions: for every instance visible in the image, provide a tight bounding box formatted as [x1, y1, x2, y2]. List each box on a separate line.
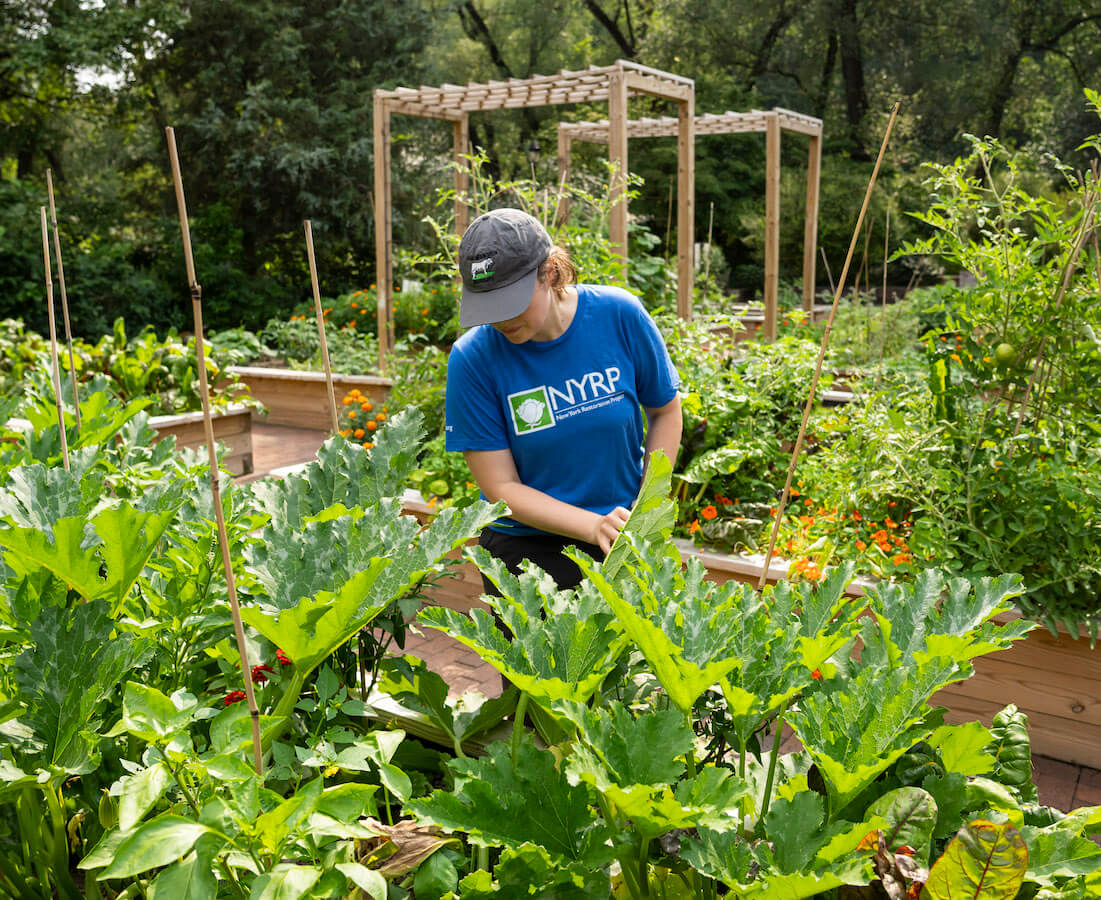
[245, 418, 1101, 813]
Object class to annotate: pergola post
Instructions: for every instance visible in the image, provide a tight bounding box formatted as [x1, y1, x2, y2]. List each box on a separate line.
[677, 93, 694, 320]
[454, 115, 470, 235]
[607, 68, 629, 282]
[555, 126, 571, 226]
[373, 92, 394, 368]
[763, 111, 781, 341]
[802, 131, 822, 313]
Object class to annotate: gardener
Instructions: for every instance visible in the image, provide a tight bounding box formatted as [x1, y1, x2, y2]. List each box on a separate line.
[445, 207, 682, 593]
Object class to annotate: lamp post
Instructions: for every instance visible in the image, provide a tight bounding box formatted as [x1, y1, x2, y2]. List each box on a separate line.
[526, 138, 541, 183]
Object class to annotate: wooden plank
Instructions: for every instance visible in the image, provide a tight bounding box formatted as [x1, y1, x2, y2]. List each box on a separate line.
[608, 68, 629, 282]
[372, 93, 394, 369]
[623, 70, 692, 102]
[232, 369, 393, 430]
[763, 111, 780, 341]
[677, 93, 695, 320]
[937, 653, 1101, 730]
[802, 132, 822, 312]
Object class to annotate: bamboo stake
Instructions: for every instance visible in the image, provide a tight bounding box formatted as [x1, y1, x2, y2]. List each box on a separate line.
[703, 201, 714, 295]
[304, 220, 339, 434]
[45, 170, 81, 433]
[875, 205, 891, 386]
[39, 207, 70, 472]
[165, 127, 263, 775]
[757, 103, 900, 590]
[820, 247, 836, 295]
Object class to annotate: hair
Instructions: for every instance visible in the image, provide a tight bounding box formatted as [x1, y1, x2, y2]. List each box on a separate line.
[537, 245, 577, 300]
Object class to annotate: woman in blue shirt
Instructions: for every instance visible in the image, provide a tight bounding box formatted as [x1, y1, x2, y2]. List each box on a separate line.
[445, 208, 681, 589]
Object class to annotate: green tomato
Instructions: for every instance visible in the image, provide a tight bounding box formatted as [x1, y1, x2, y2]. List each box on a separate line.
[428, 478, 450, 497]
[994, 342, 1017, 367]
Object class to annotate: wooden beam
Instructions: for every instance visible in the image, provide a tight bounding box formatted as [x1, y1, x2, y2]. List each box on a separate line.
[373, 93, 394, 367]
[608, 68, 629, 282]
[764, 111, 781, 341]
[677, 93, 695, 320]
[556, 125, 572, 226]
[802, 132, 822, 312]
[453, 115, 470, 236]
[623, 70, 692, 102]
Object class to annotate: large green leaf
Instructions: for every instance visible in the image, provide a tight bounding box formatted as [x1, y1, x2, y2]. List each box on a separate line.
[98, 816, 219, 879]
[790, 660, 956, 812]
[240, 558, 391, 675]
[248, 409, 425, 529]
[602, 449, 676, 581]
[146, 852, 217, 900]
[13, 600, 150, 771]
[115, 682, 200, 744]
[250, 864, 322, 900]
[719, 567, 861, 748]
[922, 819, 1028, 899]
[378, 655, 517, 749]
[986, 704, 1038, 803]
[866, 787, 938, 861]
[0, 504, 178, 605]
[118, 761, 173, 831]
[407, 738, 609, 865]
[576, 537, 754, 714]
[1019, 824, 1101, 885]
[418, 551, 626, 708]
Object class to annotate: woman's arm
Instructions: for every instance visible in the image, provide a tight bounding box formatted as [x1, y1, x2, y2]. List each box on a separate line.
[642, 394, 682, 480]
[464, 449, 629, 554]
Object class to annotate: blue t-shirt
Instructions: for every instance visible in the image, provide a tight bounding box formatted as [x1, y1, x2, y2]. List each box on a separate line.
[445, 284, 679, 535]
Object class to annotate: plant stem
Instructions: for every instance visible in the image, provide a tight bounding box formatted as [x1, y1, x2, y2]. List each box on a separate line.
[760, 702, 789, 820]
[511, 693, 530, 766]
[638, 837, 651, 897]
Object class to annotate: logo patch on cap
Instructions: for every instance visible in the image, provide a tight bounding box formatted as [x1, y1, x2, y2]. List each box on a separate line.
[470, 257, 494, 280]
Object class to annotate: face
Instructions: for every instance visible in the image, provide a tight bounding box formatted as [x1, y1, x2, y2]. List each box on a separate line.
[491, 278, 555, 343]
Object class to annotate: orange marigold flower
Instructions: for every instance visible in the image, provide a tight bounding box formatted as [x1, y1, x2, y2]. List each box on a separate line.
[688, 519, 701, 533]
[872, 529, 888, 542]
[422, 308, 429, 316]
[885, 517, 898, 529]
[348, 320, 357, 328]
[804, 563, 822, 581]
[790, 558, 808, 575]
[811, 668, 822, 680]
[369, 283, 376, 289]
[351, 301, 359, 309]
[363, 441, 373, 448]
[855, 539, 867, 551]
[348, 410, 357, 419]
[789, 488, 800, 497]
[376, 413, 386, 422]
[852, 510, 862, 521]
[799, 515, 815, 527]
[361, 402, 372, 411]
[888, 501, 897, 508]
[366, 420, 377, 431]
[951, 353, 961, 362]
[354, 428, 365, 439]
[893, 553, 909, 566]
[342, 396, 353, 406]
[804, 498, 813, 506]
[701, 505, 718, 520]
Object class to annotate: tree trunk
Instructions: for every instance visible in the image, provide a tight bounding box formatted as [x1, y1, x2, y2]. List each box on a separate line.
[836, 0, 868, 159]
[814, 30, 838, 121]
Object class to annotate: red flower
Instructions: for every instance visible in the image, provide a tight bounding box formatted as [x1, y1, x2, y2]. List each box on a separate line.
[851, 510, 862, 522]
[811, 668, 822, 680]
[275, 649, 292, 667]
[715, 494, 733, 506]
[701, 505, 718, 520]
[224, 690, 246, 706]
[251, 663, 274, 684]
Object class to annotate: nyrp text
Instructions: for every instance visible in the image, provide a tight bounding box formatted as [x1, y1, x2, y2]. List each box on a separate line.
[546, 367, 622, 411]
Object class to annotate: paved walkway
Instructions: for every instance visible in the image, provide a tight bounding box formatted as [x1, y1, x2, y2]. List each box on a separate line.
[244, 419, 1101, 813]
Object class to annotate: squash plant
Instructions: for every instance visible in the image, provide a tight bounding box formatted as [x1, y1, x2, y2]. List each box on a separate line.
[403, 456, 1101, 898]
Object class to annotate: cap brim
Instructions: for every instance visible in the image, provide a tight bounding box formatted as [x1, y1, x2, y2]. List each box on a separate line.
[459, 266, 539, 329]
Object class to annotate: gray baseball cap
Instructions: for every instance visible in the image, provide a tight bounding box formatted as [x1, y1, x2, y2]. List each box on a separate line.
[458, 208, 553, 328]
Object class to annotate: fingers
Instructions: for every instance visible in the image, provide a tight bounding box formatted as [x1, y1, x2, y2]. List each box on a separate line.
[595, 507, 631, 555]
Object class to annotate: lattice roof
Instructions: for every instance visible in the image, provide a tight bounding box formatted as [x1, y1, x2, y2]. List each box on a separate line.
[374, 60, 693, 120]
[558, 107, 822, 142]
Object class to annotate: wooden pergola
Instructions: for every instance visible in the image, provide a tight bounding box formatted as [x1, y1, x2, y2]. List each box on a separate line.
[558, 108, 823, 340]
[372, 60, 695, 365]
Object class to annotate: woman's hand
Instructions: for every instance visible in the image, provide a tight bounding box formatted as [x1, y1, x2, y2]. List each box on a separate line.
[591, 506, 631, 554]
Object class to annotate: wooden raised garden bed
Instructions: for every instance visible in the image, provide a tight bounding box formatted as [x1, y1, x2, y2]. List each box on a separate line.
[149, 405, 254, 476]
[401, 491, 1101, 768]
[228, 366, 392, 431]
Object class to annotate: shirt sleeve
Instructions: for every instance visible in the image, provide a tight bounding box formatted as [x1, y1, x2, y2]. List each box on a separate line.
[626, 303, 680, 409]
[444, 335, 510, 452]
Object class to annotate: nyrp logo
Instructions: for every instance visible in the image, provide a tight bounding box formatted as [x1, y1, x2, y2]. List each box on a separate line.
[470, 257, 494, 280]
[508, 386, 555, 435]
